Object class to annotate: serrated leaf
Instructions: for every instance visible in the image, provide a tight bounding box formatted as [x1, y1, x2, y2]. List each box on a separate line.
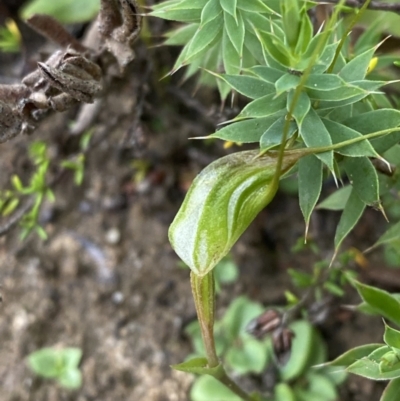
[299, 155, 322, 232]
[249, 65, 284, 83]
[339, 47, 376, 81]
[353, 281, 400, 327]
[288, 90, 310, 125]
[224, 12, 245, 56]
[381, 378, 400, 401]
[275, 73, 301, 94]
[366, 221, 400, 253]
[219, 74, 274, 98]
[322, 119, 379, 158]
[318, 343, 383, 369]
[384, 324, 400, 349]
[212, 111, 286, 142]
[260, 116, 297, 150]
[220, 0, 237, 18]
[317, 186, 352, 211]
[344, 109, 400, 154]
[299, 108, 333, 170]
[237, 94, 286, 119]
[343, 157, 380, 206]
[334, 189, 365, 252]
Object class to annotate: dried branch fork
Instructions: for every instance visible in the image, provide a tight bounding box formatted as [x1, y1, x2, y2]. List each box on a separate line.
[0, 0, 141, 144]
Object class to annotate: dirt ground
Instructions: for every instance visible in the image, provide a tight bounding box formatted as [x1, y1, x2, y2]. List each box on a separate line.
[0, 8, 398, 401]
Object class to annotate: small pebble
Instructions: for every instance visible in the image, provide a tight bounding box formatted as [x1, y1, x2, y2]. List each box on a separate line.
[112, 291, 124, 304]
[105, 228, 121, 244]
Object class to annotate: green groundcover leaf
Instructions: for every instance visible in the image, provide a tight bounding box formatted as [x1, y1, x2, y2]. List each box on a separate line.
[22, 0, 100, 23]
[381, 378, 400, 401]
[353, 281, 400, 327]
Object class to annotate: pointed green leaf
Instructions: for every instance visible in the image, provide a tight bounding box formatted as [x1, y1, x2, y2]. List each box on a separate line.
[344, 109, 400, 154]
[172, 357, 221, 374]
[253, 29, 291, 67]
[305, 74, 347, 91]
[343, 157, 379, 206]
[260, 116, 297, 150]
[339, 47, 376, 81]
[295, 9, 313, 55]
[185, 15, 223, 62]
[319, 344, 383, 369]
[237, 0, 277, 14]
[334, 189, 365, 251]
[322, 119, 379, 158]
[366, 221, 400, 253]
[316, 186, 352, 211]
[353, 281, 400, 326]
[164, 24, 199, 45]
[224, 12, 245, 56]
[222, 29, 240, 74]
[347, 346, 400, 380]
[275, 73, 301, 94]
[243, 31, 265, 64]
[212, 111, 286, 142]
[306, 82, 365, 101]
[249, 65, 284, 84]
[304, 40, 339, 74]
[237, 94, 286, 119]
[384, 324, 400, 350]
[200, 0, 222, 24]
[299, 155, 322, 231]
[220, 0, 237, 18]
[150, 0, 204, 22]
[219, 74, 274, 99]
[299, 108, 333, 170]
[288, 90, 310, 125]
[380, 378, 400, 401]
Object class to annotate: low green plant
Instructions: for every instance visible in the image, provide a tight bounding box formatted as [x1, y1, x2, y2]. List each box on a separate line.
[151, 0, 400, 400]
[0, 19, 21, 52]
[0, 132, 90, 239]
[185, 296, 344, 401]
[21, 0, 100, 24]
[27, 347, 83, 389]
